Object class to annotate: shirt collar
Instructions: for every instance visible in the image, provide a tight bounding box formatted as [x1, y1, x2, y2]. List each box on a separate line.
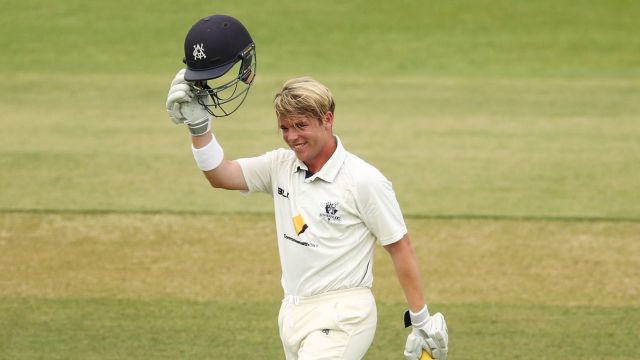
[294, 136, 347, 183]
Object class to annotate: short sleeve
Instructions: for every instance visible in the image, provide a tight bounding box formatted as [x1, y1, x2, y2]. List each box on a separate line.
[236, 152, 274, 194]
[356, 176, 407, 246]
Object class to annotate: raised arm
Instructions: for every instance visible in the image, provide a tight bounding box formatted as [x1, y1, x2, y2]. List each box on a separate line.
[166, 68, 247, 191]
[191, 132, 248, 191]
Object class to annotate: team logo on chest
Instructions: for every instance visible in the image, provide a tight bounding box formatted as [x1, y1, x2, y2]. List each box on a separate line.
[320, 202, 341, 222]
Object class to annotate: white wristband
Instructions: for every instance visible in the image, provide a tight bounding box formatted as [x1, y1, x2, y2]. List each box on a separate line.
[410, 304, 430, 327]
[191, 134, 224, 171]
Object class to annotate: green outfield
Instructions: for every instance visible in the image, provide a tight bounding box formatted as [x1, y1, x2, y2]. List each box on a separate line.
[1, 0, 639, 359]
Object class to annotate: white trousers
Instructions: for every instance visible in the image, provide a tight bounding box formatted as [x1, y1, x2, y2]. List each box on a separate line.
[278, 287, 377, 360]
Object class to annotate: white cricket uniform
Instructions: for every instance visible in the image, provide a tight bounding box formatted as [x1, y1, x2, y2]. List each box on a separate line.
[237, 136, 407, 359]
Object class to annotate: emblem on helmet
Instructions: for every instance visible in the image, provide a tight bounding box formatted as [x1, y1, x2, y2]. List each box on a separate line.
[193, 43, 206, 60]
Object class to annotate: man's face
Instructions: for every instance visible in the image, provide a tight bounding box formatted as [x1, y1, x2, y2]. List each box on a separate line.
[278, 113, 333, 165]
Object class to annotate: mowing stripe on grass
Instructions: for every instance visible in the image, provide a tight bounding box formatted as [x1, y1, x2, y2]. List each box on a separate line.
[1, 207, 639, 223]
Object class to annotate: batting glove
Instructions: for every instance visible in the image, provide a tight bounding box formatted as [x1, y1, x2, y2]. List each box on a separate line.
[166, 69, 213, 136]
[404, 305, 448, 360]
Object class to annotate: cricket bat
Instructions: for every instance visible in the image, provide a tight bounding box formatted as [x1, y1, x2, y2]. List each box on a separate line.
[421, 350, 433, 360]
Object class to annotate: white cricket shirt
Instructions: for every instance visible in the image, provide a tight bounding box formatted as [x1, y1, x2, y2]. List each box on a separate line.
[237, 137, 407, 297]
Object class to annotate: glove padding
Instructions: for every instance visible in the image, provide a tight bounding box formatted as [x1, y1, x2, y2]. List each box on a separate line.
[404, 312, 448, 360]
[166, 69, 213, 136]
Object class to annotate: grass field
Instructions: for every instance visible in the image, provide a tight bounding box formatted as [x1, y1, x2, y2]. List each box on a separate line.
[1, 0, 639, 359]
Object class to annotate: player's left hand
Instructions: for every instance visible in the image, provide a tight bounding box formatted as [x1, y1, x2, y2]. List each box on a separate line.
[165, 68, 213, 136]
[404, 310, 448, 360]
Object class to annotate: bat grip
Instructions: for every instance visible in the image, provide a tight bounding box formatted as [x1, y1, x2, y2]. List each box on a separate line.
[420, 349, 433, 360]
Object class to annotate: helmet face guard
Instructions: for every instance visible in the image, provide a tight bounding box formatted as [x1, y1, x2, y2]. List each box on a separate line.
[192, 43, 256, 117]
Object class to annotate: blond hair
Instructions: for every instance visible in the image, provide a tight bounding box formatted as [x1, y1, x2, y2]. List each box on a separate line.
[274, 77, 335, 122]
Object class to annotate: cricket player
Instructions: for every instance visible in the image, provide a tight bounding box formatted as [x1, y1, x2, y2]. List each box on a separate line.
[166, 14, 448, 360]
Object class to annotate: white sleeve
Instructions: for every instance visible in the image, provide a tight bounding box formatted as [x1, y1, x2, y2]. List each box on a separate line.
[236, 151, 275, 195]
[356, 176, 407, 246]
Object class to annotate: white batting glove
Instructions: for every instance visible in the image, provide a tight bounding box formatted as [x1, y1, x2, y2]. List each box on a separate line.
[404, 306, 448, 360]
[165, 69, 213, 136]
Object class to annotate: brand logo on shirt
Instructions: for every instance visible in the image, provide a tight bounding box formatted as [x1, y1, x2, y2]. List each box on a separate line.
[277, 187, 289, 198]
[320, 202, 341, 222]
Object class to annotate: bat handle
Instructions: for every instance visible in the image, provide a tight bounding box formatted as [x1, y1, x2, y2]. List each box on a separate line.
[420, 349, 433, 360]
